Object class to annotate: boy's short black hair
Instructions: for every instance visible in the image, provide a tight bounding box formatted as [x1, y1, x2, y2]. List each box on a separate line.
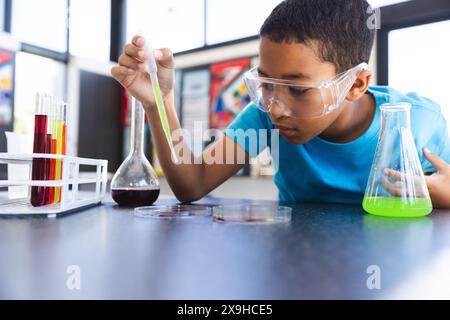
[260, 0, 376, 73]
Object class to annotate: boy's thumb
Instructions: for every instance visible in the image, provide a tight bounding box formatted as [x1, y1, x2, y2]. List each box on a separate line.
[424, 148, 448, 173]
[153, 49, 163, 60]
[153, 48, 174, 68]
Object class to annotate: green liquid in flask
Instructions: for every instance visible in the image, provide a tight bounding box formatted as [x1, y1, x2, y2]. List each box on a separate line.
[363, 196, 432, 218]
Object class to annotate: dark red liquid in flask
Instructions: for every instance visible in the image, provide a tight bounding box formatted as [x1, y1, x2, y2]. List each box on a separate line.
[112, 188, 160, 207]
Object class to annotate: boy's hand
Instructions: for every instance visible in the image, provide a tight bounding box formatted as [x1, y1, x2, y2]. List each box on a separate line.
[423, 148, 450, 209]
[381, 148, 450, 209]
[111, 35, 174, 110]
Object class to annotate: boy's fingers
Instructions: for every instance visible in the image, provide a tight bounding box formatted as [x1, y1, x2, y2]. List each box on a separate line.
[132, 35, 145, 48]
[384, 168, 402, 180]
[424, 148, 448, 173]
[111, 66, 136, 85]
[382, 176, 402, 197]
[424, 174, 435, 186]
[155, 48, 174, 69]
[383, 168, 424, 187]
[111, 65, 135, 77]
[118, 54, 148, 72]
[125, 43, 148, 61]
[381, 176, 427, 197]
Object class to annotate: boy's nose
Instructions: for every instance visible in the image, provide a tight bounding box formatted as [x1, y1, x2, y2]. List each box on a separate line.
[268, 98, 290, 119]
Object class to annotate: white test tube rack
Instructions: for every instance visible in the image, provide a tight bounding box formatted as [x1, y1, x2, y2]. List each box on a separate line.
[0, 153, 108, 218]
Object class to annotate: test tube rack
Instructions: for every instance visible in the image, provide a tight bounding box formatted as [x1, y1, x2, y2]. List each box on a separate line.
[0, 153, 108, 218]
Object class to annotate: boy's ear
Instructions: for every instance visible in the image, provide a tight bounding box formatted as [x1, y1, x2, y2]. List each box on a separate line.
[347, 70, 373, 101]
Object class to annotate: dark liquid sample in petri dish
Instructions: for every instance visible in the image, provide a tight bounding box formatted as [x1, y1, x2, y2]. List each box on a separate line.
[112, 188, 160, 207]
[212, 205, 292, 224]
[134, 204, 213, 219]
[213, 216, 275, 223]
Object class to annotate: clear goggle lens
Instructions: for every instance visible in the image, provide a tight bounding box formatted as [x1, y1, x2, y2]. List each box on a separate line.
[243, 63, 369, 119]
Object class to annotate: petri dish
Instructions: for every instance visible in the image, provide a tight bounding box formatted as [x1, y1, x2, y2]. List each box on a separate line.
[134, 204, 213, 219]
[213, 205, 292, 224]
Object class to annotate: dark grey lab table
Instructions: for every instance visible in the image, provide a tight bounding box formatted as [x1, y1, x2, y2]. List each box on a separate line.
[1, 196, 450, 300]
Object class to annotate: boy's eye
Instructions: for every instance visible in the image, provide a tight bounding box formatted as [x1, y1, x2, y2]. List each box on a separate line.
[260, 82, 274, 92]
[289, 87, 308, 97]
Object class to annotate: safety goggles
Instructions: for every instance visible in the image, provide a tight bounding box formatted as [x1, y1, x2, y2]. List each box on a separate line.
[243, 62, 369, 119]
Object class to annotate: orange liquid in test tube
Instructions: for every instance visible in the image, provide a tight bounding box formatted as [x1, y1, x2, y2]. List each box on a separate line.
[48, 99, 59, 204]
[56, 103, 67, 203]
[49, 138, 57, 203]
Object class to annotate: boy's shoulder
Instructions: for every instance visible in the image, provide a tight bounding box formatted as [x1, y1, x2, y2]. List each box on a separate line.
[369, 85, 443, 118]
[369, 86, 449, 162]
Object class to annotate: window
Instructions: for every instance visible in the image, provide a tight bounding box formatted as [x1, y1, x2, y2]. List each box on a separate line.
[205, 0, 412, 45]
[11, 0, 68, 52]
[206, 0, 279, 45]
[69, 0, 111, 62]
[368, 0, 411, 7]
[127, 0, 205, 53]
[13, 52, 66, 135]
[0, 0, 4, 31]
[388, 20, 450, 123]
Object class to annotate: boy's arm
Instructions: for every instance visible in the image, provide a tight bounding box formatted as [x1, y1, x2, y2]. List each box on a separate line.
[423, 148, 450, 209]
[111, 36, 249, 203]
[145, 96, 249, 202]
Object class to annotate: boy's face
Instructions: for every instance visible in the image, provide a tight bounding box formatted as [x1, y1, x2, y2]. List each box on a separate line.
[258, 37, 345, 144]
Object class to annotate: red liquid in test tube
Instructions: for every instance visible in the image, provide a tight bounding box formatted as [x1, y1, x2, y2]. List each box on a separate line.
[30, 93, 48, 207]
[42, 95, 52, 205]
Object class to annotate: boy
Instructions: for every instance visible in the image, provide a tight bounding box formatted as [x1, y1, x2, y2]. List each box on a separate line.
[111, 0, 450, 208]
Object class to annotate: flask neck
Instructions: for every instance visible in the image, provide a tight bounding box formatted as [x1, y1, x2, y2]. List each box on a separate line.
[381, 104, 411, 130]
[130, 98, 146, 156]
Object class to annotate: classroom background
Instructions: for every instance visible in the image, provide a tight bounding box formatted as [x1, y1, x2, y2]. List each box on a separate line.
[0, 0, 448, 200]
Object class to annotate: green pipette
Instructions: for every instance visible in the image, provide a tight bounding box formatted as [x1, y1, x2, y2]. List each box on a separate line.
[145, 39, 178, 163]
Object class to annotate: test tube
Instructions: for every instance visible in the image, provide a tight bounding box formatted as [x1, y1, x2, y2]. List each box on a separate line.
[30, 93, 47, 207]
[58, 103, 68, 203]
[43, 95, 53, 205]
[54, 101, 64, 203]
[48, 97, 58, 204]
[62, 103, 67, 156]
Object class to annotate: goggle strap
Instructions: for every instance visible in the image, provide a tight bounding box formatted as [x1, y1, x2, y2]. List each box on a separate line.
[331, 63, 368, 110]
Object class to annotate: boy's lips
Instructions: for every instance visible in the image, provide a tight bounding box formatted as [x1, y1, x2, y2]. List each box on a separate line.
[274, 124, 297, 137]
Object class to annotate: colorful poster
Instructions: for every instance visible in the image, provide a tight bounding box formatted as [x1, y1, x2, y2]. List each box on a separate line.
[0, 50, 14, 126]
[181, 69, 211, 157]
[210, 58, 251, 129]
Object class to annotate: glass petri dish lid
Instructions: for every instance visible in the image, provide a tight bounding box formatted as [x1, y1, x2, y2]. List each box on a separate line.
[134, 204, 213, 219]
[213, 205, 292, 224]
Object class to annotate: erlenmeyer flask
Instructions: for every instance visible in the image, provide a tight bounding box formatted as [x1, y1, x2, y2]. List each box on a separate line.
[111, 97, 160, 207]
[363, 103, 432, 217]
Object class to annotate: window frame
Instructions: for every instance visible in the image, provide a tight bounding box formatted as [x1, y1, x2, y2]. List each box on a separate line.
[3, 0, 119, 63]
[3, 1, 450, 83]
[7, 0, 70, 62]
[3, 0, 11, 32]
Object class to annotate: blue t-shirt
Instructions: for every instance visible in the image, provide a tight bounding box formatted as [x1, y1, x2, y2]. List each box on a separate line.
[225, 86, 450, 204]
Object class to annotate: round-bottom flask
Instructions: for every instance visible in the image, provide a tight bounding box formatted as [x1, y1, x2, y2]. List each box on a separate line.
[111, 97, 160, 207]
